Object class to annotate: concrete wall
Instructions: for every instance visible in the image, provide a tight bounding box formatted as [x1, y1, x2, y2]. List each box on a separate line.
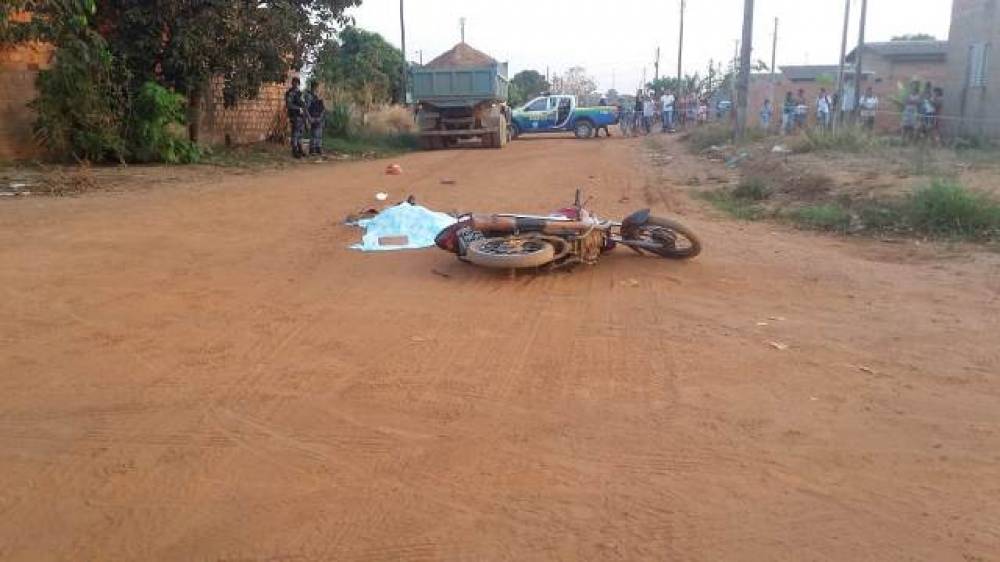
[945, 0, 1000, 138]
[0, 41, 53, 160]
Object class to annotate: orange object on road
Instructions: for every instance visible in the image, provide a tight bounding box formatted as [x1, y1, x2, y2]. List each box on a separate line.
[386, 164, 403, 175]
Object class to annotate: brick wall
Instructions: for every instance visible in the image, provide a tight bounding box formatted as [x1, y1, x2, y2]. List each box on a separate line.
[748, 54, 948, 134]
[0, 36, 289, 159]
[945, 0, 1000, 138]
[196, 78, 291, 146]
[0, 41, 53, 160]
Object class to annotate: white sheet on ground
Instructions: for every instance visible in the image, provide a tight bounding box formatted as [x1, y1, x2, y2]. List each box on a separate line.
[352, 202, 457, 252]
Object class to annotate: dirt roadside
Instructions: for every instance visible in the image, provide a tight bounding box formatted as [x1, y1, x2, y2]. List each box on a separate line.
[1, 134, 999, 561]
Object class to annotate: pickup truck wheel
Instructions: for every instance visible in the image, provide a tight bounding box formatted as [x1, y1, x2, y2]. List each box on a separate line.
[574, 120, 595, 139]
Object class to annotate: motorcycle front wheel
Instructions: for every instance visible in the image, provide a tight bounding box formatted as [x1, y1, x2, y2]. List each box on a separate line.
[466, 237, 557, 269]
[628, 216, 702, 259]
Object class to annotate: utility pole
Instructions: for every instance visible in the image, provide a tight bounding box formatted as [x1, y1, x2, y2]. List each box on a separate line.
[400, 0, 407, 104]
[677, 0, 685, 89]
[769, 17, 778, 118]
[835, 0, 851, 130]
[654, 47, 661, 82]
[460, 17, 466, 43]
[418, 49, 423, 66]
[852, 0, 868, 124]
[642, 67, 647, 91]
[736, 0, 755, 140]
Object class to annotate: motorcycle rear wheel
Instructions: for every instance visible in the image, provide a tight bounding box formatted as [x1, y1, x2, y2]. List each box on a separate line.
[466, 237, 557, 269]
[630, 216, 702, 259]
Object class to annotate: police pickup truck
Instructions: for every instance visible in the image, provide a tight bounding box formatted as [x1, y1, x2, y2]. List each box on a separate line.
[510, 94, 619, 140]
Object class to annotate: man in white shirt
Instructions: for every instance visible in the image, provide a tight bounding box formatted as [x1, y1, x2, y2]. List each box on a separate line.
[860, 87, 879, 131]
[660, 90, 676, 132]
[816, 88, 832, 130]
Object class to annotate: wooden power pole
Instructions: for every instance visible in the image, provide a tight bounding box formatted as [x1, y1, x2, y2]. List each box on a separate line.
[835, 0, 851, 130]
[677, 0, 685, 88]
[852, 0, 869, 123]
[736, 0, 755, 140]
[654, 47, 661, 82]
[769, 17, 778, 113]
[399, 0, 407, 104]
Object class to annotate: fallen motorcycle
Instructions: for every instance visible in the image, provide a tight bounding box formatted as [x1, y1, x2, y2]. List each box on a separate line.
[434, 190, 701, 270]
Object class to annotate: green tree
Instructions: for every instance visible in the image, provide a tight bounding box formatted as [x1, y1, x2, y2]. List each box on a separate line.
[96, 0, 361, 141]
[892, 33, 936, 41]
[313, 27, 404, 108]
[11, 0, 128, 162]
[509, 69, 549, 106]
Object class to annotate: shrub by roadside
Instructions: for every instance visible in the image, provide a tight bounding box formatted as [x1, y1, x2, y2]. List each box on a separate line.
[702, 177, 1000, 242]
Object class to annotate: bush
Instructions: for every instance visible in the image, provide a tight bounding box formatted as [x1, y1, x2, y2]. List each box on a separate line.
[31, 29, 127, 162]
[733, 177, 772, 201]
[790, 204, 852, 231]
[324, 102, 354, 138]
[685, 123, 732, 151]
[128, 82, 200, 164]
[906, 179, 1000, 239]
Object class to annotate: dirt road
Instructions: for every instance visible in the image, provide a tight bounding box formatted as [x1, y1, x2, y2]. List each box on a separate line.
[2, 135, 999, 561]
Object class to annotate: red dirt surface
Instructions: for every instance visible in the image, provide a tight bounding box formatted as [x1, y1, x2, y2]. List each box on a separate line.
[1, 135, 999, 561]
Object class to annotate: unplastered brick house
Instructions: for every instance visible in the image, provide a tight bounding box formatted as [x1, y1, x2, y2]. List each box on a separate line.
[747, 40, 949, 133]
[0, 10, 289, 160]
[944, 0, 998, 138]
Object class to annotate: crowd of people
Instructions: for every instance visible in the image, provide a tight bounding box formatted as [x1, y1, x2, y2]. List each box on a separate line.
[760, 80, 945, 143]
[616, 89, 716, 137]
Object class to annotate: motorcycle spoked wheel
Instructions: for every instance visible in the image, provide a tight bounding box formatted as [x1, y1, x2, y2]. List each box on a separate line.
[465, 236, 561, 269]
[627, 216, 702, 259]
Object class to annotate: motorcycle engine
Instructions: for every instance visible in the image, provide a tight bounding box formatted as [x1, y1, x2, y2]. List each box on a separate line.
[579, 230, 607, 264]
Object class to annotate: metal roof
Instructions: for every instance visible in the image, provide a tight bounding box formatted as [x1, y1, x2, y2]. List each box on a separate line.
[779, 65, 872, 82]
[846, 41, 948, 62]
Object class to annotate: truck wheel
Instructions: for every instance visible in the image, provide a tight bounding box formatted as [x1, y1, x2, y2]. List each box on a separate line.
[574, 120, 595, 139]
[510, 122, 521, 140]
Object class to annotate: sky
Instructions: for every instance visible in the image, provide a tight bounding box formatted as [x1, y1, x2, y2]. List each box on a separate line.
[346, 0, 953, 93]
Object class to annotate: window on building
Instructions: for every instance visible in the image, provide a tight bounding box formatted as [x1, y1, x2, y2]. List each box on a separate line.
[968, 43, 991, 88]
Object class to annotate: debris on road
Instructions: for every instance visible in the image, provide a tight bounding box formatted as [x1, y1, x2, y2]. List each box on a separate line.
[351, 202, 456, 252]
[440, 178, 457, 185]
[768, 341, 789, 351]
[376, 192, 389, 201]
[385, 164, 403, 175]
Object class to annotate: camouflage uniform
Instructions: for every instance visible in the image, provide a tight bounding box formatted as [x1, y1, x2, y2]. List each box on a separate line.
[306, 91, 326, 155]
[285, 86, 306, 158]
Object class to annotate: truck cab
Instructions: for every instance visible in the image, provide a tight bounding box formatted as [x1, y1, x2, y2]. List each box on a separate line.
[511, 94, 619, 139]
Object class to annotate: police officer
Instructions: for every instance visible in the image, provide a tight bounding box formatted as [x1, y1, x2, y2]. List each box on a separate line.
[285, 77, 306, 158]
[305, 81, 326, 156]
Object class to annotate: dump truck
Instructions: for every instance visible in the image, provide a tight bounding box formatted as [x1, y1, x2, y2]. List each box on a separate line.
[411, 43, 510, 150]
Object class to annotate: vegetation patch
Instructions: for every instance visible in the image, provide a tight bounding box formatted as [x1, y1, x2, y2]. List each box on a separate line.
[905, 179, 1000, 239]
[697, 189, 769, 221]
[792, 127, 877, 154]
[732, 177, 773, 201]
[789, 204, 852, 232]
[684, 124, 733, 152]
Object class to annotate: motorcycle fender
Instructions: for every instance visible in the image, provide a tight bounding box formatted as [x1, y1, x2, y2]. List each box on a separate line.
[622, 209, 651, 232]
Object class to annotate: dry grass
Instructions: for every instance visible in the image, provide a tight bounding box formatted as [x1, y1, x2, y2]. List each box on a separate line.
[363, 105, 416, 136]
[34, 164, 101, 196]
